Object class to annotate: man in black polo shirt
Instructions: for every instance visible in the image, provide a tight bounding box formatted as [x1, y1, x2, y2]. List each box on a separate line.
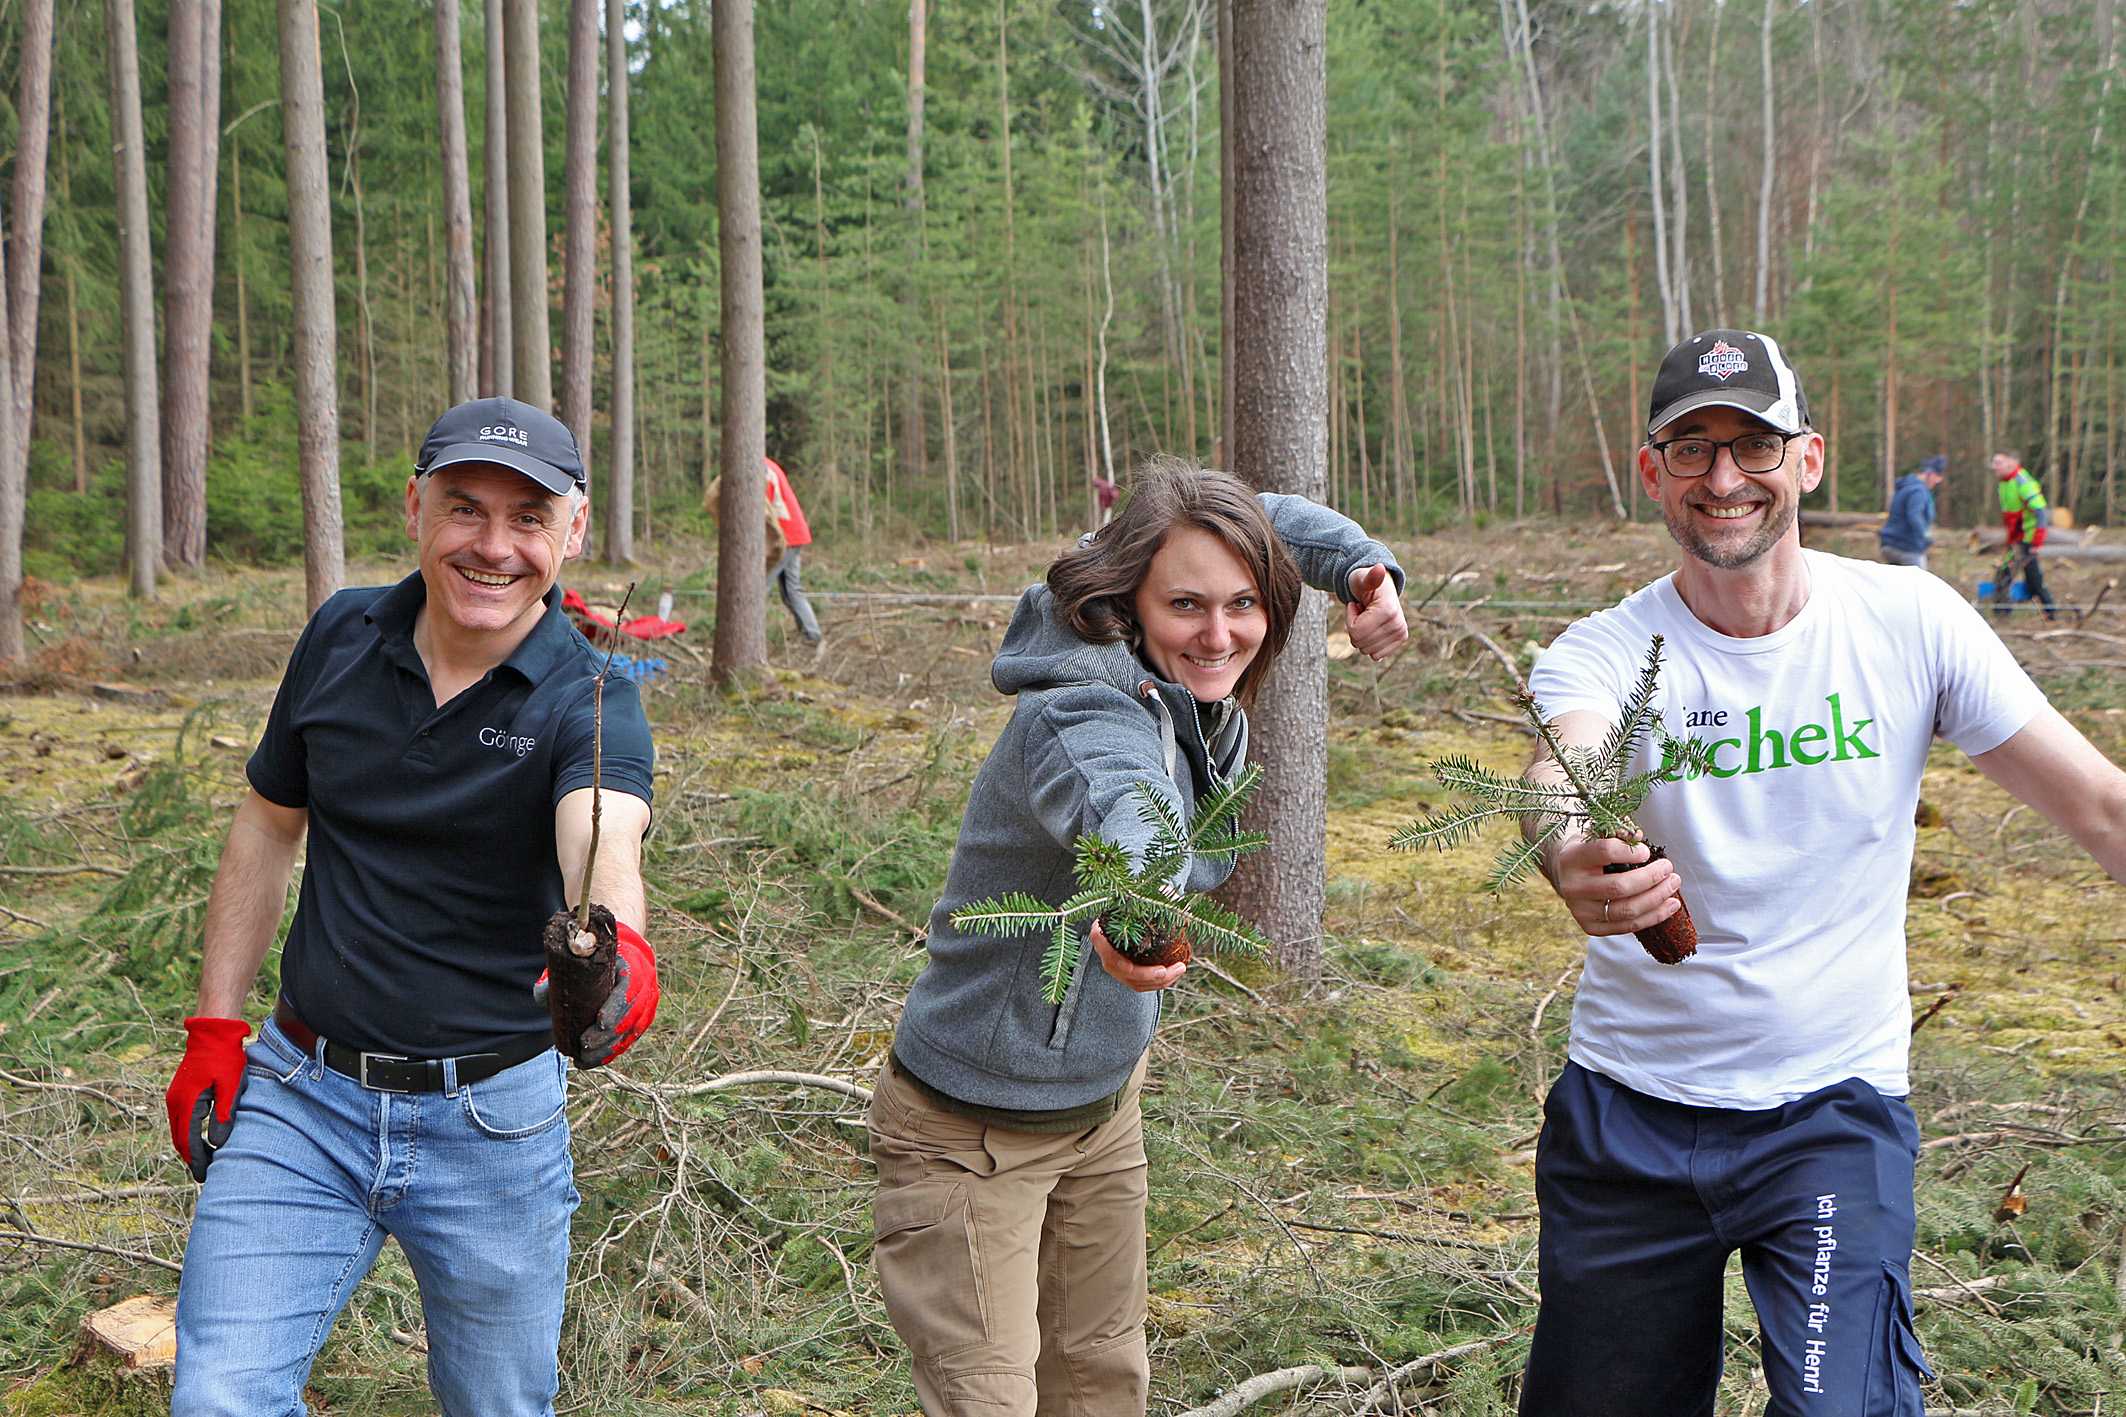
[164, 398, 657, 1416]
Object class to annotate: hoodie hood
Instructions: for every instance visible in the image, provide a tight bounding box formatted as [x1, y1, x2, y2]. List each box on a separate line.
[992, 584, 1149, 698]
[991, 584, 1245, 784]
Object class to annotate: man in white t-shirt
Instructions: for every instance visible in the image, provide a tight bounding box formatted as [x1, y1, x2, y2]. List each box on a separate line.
[1516, 329, 2126, 1416]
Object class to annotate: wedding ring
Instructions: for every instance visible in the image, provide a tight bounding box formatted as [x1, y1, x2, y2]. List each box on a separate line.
[1603, 898, 1611, 923]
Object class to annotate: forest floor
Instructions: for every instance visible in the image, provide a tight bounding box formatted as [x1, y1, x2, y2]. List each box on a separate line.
[0, 516, 2121, 1415]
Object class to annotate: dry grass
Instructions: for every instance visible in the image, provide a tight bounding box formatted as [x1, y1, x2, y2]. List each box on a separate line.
[2, 523, 2121, 1415]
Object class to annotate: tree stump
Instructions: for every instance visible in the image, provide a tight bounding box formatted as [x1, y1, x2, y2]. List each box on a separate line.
[78, 1294, 176, 1374]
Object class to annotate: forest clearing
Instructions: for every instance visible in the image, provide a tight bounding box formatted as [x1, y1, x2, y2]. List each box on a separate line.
[0, 516, 2119, 1415]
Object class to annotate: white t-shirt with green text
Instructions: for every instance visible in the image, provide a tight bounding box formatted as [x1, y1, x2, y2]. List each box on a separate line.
[1527, 550, 2044, 1109]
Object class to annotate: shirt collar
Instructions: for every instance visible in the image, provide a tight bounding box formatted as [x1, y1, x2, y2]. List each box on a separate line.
[364, 571, 576, 684]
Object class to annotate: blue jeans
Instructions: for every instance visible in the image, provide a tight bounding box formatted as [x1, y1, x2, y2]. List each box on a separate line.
[1521, 1063, 1932, 1416]
[173, 1017, 578, 1416]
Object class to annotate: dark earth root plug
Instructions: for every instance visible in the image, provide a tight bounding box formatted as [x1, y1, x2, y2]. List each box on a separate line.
[1604, 846, 1699, 964]
[543, 903, 618, 1064]
[1103, 915, 1192, 968]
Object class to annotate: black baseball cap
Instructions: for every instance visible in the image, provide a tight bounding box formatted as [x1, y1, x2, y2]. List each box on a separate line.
[1647, 329, 1811, 437]
[415, 397, 585, 495]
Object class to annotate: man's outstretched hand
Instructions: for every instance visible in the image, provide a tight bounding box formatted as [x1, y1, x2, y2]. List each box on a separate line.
[1346, 564, 1409, 661]
[167, 1016, 251, 1181]
[1545, 836, 1684, 938]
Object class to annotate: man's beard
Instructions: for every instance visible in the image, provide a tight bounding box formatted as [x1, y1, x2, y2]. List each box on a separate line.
[1662, 490, 1796, 569]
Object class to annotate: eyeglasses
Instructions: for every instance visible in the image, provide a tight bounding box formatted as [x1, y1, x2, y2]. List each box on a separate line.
[1648, 430, 1802, 477]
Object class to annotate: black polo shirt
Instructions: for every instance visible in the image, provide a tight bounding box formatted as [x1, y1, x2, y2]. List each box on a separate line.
[247, 572, 656, 1056]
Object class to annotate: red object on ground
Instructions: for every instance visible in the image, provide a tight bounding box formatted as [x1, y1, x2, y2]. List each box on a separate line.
[563, 588, 687, 644]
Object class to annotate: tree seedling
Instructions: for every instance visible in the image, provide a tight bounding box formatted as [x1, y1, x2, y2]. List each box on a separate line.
[1389, 634, 1710, 963]
[952, 764, 1273, 1004]
[542, 582, 633, 1063]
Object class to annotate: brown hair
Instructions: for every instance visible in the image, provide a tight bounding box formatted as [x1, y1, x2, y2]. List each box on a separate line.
[1046, 455, 1302, 707]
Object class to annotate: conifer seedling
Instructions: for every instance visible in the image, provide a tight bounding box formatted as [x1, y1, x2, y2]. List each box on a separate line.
[952, 764, 1273, 1004]
[1389, 635, 1710, 963]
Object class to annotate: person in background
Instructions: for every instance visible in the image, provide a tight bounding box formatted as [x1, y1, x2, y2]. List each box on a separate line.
[1991, 451, 2059, 620]
[1092, 470, 1119, 527]
[1878, 454, 1945, 571]
[766, 457, 823, 647]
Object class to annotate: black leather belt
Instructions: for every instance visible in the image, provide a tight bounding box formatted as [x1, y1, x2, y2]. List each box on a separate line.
[273, 999, 551, 1094]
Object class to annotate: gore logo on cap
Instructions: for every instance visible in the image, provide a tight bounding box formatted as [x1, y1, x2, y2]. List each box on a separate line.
[479, 424, 531, 448]
[1698, 341, 1749, 382]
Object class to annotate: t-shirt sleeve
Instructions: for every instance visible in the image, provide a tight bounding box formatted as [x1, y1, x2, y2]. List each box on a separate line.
[246, 611, 328, 809]
[551, 673, 656, 808]
[1919, 575, 2046, 756]
[1527, 610, 1639, 725]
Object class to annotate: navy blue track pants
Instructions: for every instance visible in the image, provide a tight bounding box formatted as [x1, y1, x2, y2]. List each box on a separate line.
[1520, 1063, 1933, 1416]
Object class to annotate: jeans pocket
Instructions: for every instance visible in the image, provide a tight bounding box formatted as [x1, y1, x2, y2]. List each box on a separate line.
[873, 1180, 988, 1362]
[243, 1019, 310, 1084]
[461, 1051, 568, 1140]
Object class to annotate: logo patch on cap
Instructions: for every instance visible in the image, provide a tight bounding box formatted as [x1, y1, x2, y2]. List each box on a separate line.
[479, 423, 531, 448]
[1698, 341, 1749, 382]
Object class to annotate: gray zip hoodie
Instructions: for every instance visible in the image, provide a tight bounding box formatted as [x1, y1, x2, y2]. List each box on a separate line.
[892, 493, 1405, 1110]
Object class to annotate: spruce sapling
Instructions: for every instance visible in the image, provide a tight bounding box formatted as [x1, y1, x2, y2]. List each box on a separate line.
[952, 764, 1273, 1004]
[1389, 634, 1710, 963]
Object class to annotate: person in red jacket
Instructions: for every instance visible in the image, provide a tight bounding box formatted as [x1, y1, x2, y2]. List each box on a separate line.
[766, 457, 823, 646]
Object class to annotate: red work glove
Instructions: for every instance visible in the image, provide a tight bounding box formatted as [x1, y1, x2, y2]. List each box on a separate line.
[2003, 510, 2024, 546]
[166, 1016, 251, 1182]
[578, 922, 658, 1068]
[2029, 524, 2047, 550]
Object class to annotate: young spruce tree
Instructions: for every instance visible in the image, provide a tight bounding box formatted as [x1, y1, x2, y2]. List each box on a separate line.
[1390, 635, 1708, 963]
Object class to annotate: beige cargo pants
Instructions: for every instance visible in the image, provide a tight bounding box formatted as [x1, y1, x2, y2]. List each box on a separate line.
[868, 1055, 1151, 1416]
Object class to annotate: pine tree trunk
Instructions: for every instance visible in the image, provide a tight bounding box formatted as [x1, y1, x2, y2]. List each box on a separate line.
[58, 91, 87, 493]
[712, 0, 767, 681]
[436, 0, 478, 404]
[1647, 1, 1677, 345]
[233, 141, 253, 423]
[900, 0, 928, 486]
[160, 0, 219, 571]
[1701, 0, 1727, 327]
[1754, 0, 1776, 321]
[482, 0, 511, 398]
[604, 0, 635, 562]
[506, 0, 551, 407]
[561, 0, 599, 475]
[351, 150, 376, 450]
[0, 0, 53, 662]
[108, 0, 161, 599]
[938, 301, 959, 542]
[279, 0, 344, 610]
[1221, 0, 1329, 982]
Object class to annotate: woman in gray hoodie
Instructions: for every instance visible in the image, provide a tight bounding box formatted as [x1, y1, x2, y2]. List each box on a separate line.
[870, 457, 1406, 1415]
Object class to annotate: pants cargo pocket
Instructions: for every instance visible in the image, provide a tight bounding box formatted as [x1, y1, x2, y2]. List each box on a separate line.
[875, 1180, 989, 1363]
[1863, 1263, 1934, 1415]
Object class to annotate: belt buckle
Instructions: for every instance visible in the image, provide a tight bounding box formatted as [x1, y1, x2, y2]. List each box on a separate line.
[358, 1051, 412, 1093]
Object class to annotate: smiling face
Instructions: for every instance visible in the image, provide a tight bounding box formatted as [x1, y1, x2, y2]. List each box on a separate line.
[1130, 525, 1267, 702]
[405, 463, 588, 646]
[1640, 406, 1823, 571]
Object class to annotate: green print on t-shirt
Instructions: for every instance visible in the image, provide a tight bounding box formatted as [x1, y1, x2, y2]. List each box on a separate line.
[1662, 693, 1880, 780]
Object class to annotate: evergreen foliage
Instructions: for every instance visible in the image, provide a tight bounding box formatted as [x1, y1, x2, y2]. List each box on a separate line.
[952, 764, 1270, 1004]
[1390, 635, 1706, 892]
